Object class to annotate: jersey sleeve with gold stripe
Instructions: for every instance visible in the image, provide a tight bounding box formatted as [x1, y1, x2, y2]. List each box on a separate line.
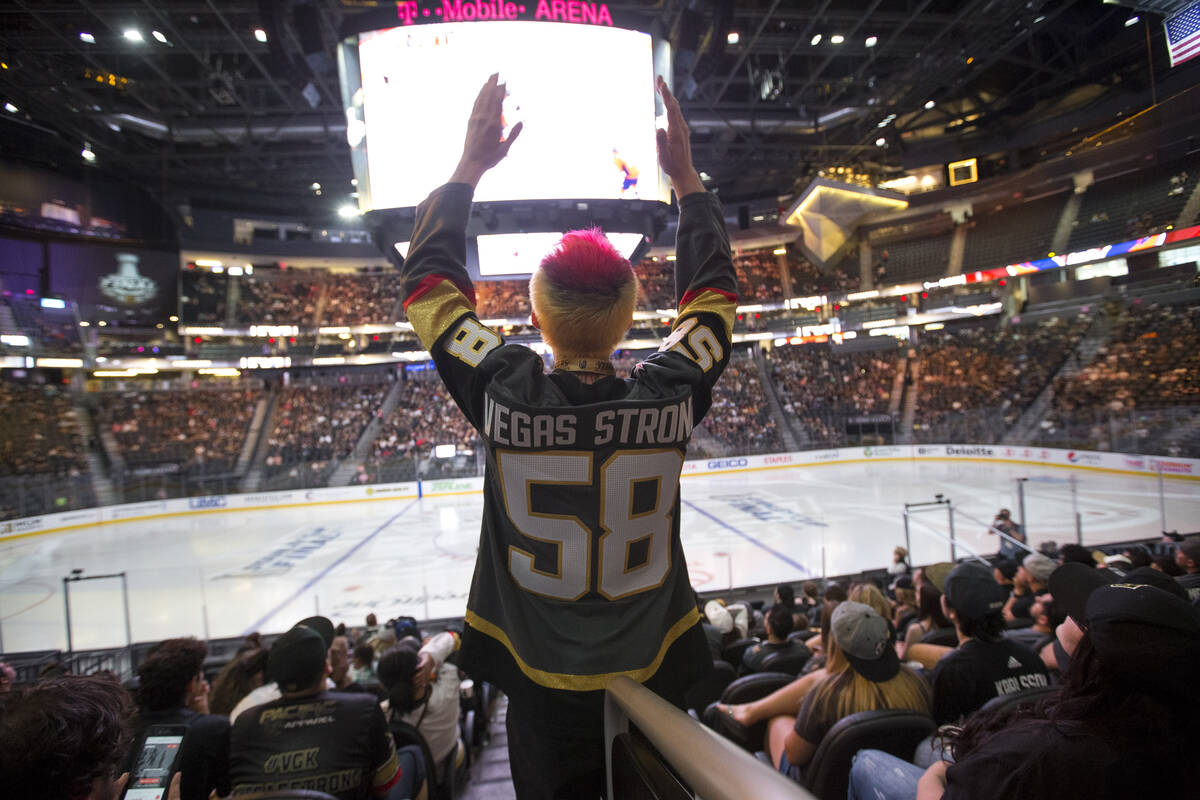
[646, 189, 739, 425]
[379, 182, 543, 428]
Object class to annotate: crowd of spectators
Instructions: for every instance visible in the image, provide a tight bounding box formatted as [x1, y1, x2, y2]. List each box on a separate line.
[634, 259, 675, 310]
[233, 275, 321, 325]
[704, 537, 1200, 798]
[323, 273, 403, 325]
[733, 249, 784, 302]
[1037, 302, 1200, 452]
[474, 279, 530, 319]
[913, 316, 1090, 443]
[700, 348, 783, 454]
[788, 253, 859, 297]
[770, 346, 900, 446]
[263, 381, 389, 486]
[364, 375, 479, 482]
[0, 611, 479, 800]
[98, 388, 261, 475]
[0, 381, 91, 520]
[0, 381, 88, 478]
[1051, 302, 1199, 413]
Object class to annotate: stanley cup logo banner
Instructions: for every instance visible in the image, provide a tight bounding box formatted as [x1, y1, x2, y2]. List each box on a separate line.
[99, 253, 159, 307]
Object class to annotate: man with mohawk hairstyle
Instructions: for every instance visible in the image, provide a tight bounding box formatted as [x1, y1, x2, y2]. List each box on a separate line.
[372, 73, 737, 799]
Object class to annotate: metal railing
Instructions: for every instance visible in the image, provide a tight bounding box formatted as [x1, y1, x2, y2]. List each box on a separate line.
[604, 675, 816, 800]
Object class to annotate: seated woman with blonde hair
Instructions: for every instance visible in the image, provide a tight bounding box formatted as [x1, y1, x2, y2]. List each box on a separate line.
[772, 602, 931, 780]
[715, 599, 840, 728]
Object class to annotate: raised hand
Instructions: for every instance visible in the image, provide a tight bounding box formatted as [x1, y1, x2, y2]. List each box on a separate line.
[451, 73, 523, 188]
[655, 76, 704, 197]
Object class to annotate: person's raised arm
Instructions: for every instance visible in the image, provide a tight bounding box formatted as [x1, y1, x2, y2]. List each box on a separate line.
[369, 74, 522, 352]
[449, 74, 522, 189]
[655, 77, 736, 317]
[655, 76, 703, 201]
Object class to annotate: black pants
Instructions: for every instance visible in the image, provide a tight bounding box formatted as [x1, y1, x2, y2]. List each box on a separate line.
[506, 702, 606, 800]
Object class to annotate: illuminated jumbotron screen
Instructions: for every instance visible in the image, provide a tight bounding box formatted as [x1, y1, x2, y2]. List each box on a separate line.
[476, 231, 645, 275]
[348, 20, 668, 210]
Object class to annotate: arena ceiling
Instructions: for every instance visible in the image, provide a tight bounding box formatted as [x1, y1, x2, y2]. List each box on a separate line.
[0, 0, 1196, 219]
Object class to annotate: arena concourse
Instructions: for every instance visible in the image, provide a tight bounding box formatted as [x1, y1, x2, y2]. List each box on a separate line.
[2, 3, 1200, 800]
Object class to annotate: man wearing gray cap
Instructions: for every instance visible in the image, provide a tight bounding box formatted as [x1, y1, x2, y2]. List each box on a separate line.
[1003, 553, 1054, 626]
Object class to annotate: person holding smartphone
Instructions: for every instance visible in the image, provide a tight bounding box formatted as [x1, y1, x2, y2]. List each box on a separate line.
[126, 638, 231, 800]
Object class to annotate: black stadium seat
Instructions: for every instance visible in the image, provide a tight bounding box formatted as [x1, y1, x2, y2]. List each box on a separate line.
[801, 709, 936, 800]
[919, 627, 958, 647]
[979, 685, 1056, 714]
[702, 671, 794, 752]
[720, 637, 758, 669]
[760, 648, 811, 676]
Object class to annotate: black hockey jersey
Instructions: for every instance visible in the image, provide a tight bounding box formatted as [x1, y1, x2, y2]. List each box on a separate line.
[377, 184, 737, 734]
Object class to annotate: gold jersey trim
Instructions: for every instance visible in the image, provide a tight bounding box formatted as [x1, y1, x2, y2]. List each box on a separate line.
[463, 605, 701, 691]
[405, 279, 475, 348]
[675, 289, 736, 338]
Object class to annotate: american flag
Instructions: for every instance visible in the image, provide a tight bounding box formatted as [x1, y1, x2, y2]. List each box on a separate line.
[1166, 1, 1200, 67]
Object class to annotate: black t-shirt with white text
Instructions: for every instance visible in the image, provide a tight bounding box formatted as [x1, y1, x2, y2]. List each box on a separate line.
[230, 690, 399, 800]
[931, 638, 1049, 725]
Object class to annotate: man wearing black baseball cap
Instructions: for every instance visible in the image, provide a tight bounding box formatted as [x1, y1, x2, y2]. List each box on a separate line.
[229, 616, 337, 723]
[930, 562, 1048, 726]
[1045, 560, 1189, 676]
[229, 618, 422, 800]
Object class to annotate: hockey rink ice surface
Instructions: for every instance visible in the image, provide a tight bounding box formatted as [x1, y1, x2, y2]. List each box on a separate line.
[1, 458, 1196, 653]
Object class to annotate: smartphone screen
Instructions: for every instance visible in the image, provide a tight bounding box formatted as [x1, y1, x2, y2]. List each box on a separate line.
[123, 728, 185, 800]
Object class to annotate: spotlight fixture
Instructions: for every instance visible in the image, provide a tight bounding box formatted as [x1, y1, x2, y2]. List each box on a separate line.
[865, 36, 878, 47]
[151, 30, 167, 44]
[123, 29, 143, 42]
[810, 34, 822, 46]
[254, 28, 268, 43]
[830, 34, 845, 44]
[81, 146, 96, 162]
[875, 137, 886, 147]
[1125, 15, 1139, 26]
[726, 32, 739, 45]
[924, 100, 935, 109]
[79, 32, 96, 43]
[3, 102, 16, 113]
